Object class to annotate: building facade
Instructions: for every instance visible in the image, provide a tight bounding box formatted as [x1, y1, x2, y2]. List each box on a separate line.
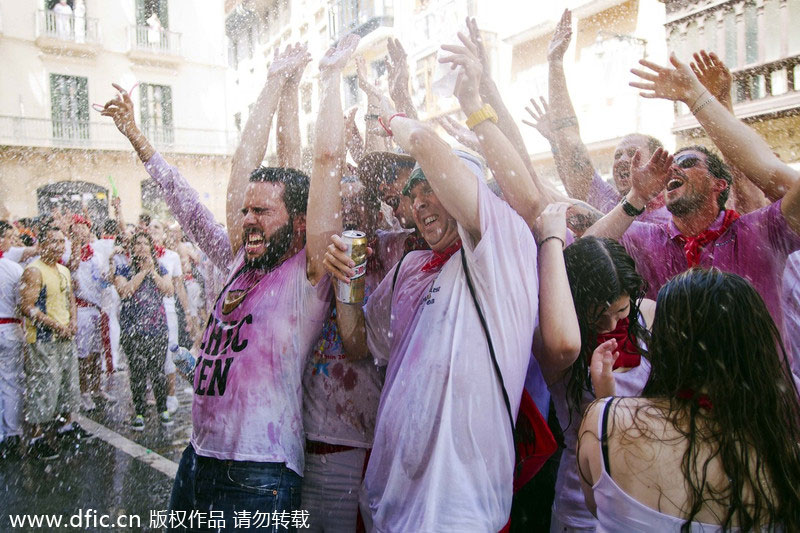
[0, 0, 234, 223]
[664, 0, 800, 165]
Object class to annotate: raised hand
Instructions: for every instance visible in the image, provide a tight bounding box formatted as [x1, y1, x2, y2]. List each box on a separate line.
[523, 97, 555, 144]
[690, 50, 733, 109]
[439, 32, 484, 112]
[629, 147, 673, 204]
[630, 53, 705, 104]
[386, 38, 411, 104]
[356, 55, 383, 102]
[434, 115, 481, 153]
[99, 83, 138, 138]
[319, 33, 360, 73]
[548, 9, 572, 62]
[269, 42, 313, 81]
[532, 202, 569, 244]
[465, 17, 494, 97]
[590, 338, 618, 398]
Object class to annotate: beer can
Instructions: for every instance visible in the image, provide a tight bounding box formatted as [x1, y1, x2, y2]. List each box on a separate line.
[337, 230, 367, 304]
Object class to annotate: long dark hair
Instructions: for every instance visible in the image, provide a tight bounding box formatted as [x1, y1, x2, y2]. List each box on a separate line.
[129, 231, 159, 274]
[562, 237, 649, 422]
[642, 268, 800, 531]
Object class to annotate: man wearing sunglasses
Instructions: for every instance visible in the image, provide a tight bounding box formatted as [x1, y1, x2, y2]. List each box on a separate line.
[584, 105, 800, 366]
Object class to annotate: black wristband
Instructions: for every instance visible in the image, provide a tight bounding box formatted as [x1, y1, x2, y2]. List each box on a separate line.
[621, 197, 645, 217]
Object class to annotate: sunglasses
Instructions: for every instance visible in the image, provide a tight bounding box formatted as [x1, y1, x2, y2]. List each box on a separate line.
[675, 155, 704, 169]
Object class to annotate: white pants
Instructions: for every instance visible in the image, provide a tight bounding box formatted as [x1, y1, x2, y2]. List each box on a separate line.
[164, 307, 178, 374]
[101, 287, 121, 371]
[0, 327, 24, 440]
[301, 447, 367, 533]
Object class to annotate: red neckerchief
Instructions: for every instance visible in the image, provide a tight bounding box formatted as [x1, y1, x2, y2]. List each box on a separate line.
[184, 273, 194, 282]
[0, 250, 4, 259]
[80, 243, 94, 262]
[421, 240, 462, 273]
[596, 317, 641, 369]
[673, 210, 740, 267]
[154, 244, 166, 258]
[677, 388, 713, 411]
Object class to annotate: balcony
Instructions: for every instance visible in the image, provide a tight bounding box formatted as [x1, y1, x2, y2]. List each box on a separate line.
[673, 54, 800, 133]
[0, 116, 237, 156]
[127, 25, 182, 67]
[34, 9, 100, 57]
[328, 0, 393, 42]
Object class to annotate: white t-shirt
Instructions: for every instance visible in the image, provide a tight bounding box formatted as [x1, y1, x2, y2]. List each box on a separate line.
[158, 248, 182, 312]
[4, 247, 25, 264]
[363, 180, 539, 532]
[0, 257, 23, 324]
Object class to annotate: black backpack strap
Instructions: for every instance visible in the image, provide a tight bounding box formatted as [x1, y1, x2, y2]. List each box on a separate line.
[460, 248, 519, 467]
[391, 251, 409, 296]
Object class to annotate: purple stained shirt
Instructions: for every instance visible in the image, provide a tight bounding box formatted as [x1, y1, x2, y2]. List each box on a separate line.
[622, 201, 800, 346]
[142, 151, 333, 473]
[783, 252, 800, 368]
[586, 172, 672, 225]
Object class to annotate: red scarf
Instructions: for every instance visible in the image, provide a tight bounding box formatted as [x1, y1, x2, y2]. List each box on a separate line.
[677, 388, 713, 411]
[596, 317, 641, 369]
[0, 250, 4, 259]
[80, 243, 94, 262]
[421, 240, 462, 273]
[673, 210, 740, 267]
[154, 244, 166, 258]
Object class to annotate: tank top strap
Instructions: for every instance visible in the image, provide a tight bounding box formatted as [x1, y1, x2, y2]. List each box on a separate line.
[596, 396, 616, 476]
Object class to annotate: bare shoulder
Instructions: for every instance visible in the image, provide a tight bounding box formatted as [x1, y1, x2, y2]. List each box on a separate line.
[638, 298, 657, 329]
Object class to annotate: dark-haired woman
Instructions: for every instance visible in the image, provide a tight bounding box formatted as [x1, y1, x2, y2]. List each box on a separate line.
[113, 231, 173, 430]
[533, 204, 655, 532]
[578, 269, 800, 531]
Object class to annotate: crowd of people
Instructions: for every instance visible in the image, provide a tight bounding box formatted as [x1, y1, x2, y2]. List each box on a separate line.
[2, 9, 800, 532]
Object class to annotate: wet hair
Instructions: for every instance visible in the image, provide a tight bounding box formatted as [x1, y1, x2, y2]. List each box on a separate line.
[0, 220, 12, 238]
[128, 231, 160, 273]
[562, 237, 649, 421]
[623, 133, 663, 156]
[675, 145, 732, 210]
[37, 218, 62, 241]
[249, 166, 310, 217]
[138, 213, 152, 226]
[638, 268, 800, 531]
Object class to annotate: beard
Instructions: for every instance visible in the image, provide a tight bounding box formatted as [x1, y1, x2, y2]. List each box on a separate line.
[243, 218, 294, 271]
[666, 192, 705, 217]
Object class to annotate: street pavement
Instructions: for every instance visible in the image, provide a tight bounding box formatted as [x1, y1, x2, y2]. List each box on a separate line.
[0, 366, 194, 532]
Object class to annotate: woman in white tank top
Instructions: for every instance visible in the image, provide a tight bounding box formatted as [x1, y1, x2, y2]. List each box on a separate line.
[578, 269, 800, 532]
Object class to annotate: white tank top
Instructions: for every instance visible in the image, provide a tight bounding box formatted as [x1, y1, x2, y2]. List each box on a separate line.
[592, 397, 780, 532]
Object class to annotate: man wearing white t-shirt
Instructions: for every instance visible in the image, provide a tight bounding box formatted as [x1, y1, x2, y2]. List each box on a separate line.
[324, 91, 543, 529]
[149, 219, 192, 413]
[0, 221, 25, 454]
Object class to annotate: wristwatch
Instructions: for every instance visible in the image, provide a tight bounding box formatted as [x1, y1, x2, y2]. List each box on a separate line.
[465, 104, 499, 130]
[621, 196, 645, 217]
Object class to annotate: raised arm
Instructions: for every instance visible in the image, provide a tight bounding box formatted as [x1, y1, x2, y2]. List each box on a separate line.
[344, 106, 365, 164]
[386, 38, 418, 120]
[531, 203, 581, 384]
[306, 34, 361, 285]
[440, 35, 546, 228]
[545, 10, 597, 201]
[277, 43, 311, 170]
[631, 53, 800, 233]
[356, 56, 389, 154]
[583, 148, 673, 239]
[690, 50, 769, 212]
[229, 45, 309, 254]
[101, 86, 232, 269]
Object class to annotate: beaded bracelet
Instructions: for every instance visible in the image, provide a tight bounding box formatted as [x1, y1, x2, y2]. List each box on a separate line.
[537, 235, 565, 249]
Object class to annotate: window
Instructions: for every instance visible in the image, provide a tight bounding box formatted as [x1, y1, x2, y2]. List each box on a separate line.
[745, 3, 758, 65]
[140, 84, 173, 144]
[50, 74, 89, 141]
[135, 0, 169, 50]
[136, 0, 168, 27]
[371, 59, 387, 79]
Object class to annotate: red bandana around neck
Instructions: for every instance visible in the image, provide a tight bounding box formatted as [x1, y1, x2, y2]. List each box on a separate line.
[154, 244, 166, 258]
[0, 250, 4, 259]
[421, 240, 462, 273]
[596, 317, 641, 369]
[673, 210, 740, 267]
[80, 243, 94, 262]
[677, 388, 713, 411]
